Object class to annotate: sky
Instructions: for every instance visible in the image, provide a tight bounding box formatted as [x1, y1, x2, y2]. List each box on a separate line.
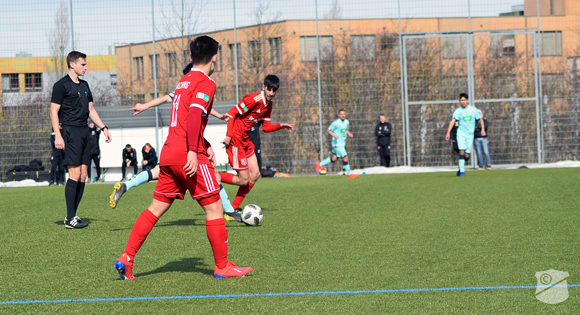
[0, 0, 527, 57]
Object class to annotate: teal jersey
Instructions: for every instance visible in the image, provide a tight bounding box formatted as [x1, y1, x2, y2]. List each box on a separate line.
[328, 118, 349, 147]
[452, 105, 480, 135]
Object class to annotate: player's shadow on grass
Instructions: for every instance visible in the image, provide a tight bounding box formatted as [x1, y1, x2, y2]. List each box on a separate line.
[133, 257, 213, 278]
[109, 219, 203, 231]
[53, 217, 107, 225]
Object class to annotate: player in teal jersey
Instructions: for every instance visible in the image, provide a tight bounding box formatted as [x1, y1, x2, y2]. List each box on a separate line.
[316, 109, 358, 178]
[445, 93, 485, 177]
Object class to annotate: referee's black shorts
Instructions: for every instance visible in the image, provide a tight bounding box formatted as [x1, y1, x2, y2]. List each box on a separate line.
[61, 125, 91, 166]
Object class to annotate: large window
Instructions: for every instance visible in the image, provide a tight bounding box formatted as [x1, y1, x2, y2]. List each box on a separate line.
[2, 73, 20, 92]
[300, 35, 333, 62]
[133, 56, 144, 80]
[24, 73, 42, 92]
[229, 43, 241, 69]
[269, 37, 282, 65]
[165, 52, 178, 77]
[149, 54, 160, 79]
[540, 31, 563, 56]
[351, 35, 376, 60]
[248, 40, 261, 68]
[441, 35, 466, 59]
[490, 34, 515, 58]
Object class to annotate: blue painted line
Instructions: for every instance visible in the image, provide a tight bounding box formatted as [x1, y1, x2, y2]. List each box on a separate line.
[2, 284, 578, 305]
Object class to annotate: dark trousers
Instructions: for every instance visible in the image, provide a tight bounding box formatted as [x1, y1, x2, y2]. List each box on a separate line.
[142, 163, 156, 171]
[87, 154, 101, 179]
[51, 150, 65, 184]
[122, 161, 138, 179]
[378, 145, 391, 167]
[254, 144, 262, 172]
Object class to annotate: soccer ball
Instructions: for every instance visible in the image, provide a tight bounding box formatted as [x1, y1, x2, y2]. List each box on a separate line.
[241, 204, 263, 226]
[319, 166, 327, 175]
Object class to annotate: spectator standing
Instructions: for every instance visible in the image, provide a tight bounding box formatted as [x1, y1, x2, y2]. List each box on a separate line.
[474, 110, 491, 169]
[50, 130, 65, 186]
[375, 114, 392, 167]
[87, 122, 102, 182]
[122, 144, 138, 181]
[141, 143, 158, 171]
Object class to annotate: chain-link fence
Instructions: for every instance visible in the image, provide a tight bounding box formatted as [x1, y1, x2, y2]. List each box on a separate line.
[1, 0, 579, 180]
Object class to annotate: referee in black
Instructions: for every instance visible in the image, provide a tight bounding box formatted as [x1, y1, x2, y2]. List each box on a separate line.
[50, 51, 112, 229]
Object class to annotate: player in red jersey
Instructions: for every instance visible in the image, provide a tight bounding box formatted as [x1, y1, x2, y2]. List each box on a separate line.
[114, 36, 252, 279]
[220, 75, 295, 222]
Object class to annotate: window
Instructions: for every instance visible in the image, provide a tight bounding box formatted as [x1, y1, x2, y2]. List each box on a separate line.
[441, 35, 466, 59]
[300, 36, 333, 62]
[165, 52, 178, 77]
[24, 73, 42, 92]
[110, 73, 117, 86]
[351, 35, 376, 60]
[229, 43, 241, 70]
[490, 34, 515, 58]
[405, 36, 426, 59]
[2, 73, 19, 92]
[540, 31, 563, 56]
[133, 56, 144, 80]
[380, 34, 400, 58]
[149, 54, 160, 78]
[269, 37, 282, 65]
[248, 40, 261, 68]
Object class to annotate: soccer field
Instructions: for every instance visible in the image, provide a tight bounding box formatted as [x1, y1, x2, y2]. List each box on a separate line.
[0, 168, 578, 313]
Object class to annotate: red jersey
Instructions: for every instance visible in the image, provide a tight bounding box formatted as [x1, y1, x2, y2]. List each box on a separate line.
[226, 91, 280, 143]
[160, 68, 216, 166]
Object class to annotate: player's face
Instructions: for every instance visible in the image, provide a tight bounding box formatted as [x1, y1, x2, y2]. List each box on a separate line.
[262, 85, 277, 102]
[460, 97, 468, 108]
[71, 58, 87, 76]
[338, 111, 346, 120]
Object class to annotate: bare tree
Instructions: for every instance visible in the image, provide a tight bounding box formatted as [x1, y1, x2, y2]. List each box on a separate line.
[47, 1, 70, 85]
[324, 0, 342, 19]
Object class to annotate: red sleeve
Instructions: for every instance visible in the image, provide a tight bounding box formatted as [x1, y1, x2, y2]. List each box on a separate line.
[225, 106, 238, 138]
[187, 107, 203, 152]
[261, 105, 281, 132]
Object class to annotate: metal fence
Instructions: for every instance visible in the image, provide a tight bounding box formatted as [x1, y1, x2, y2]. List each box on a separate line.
[1, 0, 579, 180]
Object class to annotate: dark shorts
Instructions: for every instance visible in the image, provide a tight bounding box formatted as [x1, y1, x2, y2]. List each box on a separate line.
[62, 125, 91, 166]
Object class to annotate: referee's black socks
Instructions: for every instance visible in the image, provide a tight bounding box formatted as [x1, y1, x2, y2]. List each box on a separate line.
[75, 181, 86, 214]
[65, 179, 77, 220]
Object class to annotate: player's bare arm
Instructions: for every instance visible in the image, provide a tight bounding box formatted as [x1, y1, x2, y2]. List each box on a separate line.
[131, 94, 173, 115]
[210, 109, 231, 122]
[88, 102, 112, 143]
[347, 130, 354, 138]
[279, 123, 295, 131]
[222, 136, 232, 147]
[445, 119, 456, 141]
[50, 102, 65, 149]
[328, 129, 338, 139]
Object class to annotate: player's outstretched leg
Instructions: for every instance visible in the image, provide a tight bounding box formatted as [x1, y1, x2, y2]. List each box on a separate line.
[221, 184, 243, 223]
[110, 169, 155, 208]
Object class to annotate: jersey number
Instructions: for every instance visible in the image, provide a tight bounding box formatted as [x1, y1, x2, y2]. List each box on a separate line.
[170, 94, 181, 127]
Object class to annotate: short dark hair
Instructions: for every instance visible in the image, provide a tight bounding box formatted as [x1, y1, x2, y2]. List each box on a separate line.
[459, 93, 469, 100]
[125, 144, 132, 148]
[183, 63, 193, 75]
[67, 51, 86, 69]
[338, 108, 346, 113]
[190, 36, 219, 66]
[263, 75, 280, 91]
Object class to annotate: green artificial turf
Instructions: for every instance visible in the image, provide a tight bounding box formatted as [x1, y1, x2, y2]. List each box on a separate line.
[0, 168, 578, 314]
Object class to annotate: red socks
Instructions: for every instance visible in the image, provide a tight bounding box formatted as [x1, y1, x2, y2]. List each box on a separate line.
[206, 218, 229, 269]
[124, 209, 159, 257]
[231, 182, 254, 209]
[220, 172, 234, 185]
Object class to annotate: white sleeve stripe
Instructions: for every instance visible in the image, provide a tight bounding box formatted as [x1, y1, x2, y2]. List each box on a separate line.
[235, 105, 243, 115]
[190, 104, 207, 114]
[263, 118, 271, 121]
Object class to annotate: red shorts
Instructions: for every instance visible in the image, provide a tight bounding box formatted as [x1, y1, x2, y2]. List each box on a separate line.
[153, 155, 220, 206]
[226, 139, 255, 171]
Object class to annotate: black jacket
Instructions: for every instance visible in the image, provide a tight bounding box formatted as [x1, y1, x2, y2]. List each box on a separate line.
[88, 126, 101, 155]
[474, 119, 488, 138]
[249, 120, 262, 146]
[375, 121, 392, 146]
[123, 148, 137, 164]
[142, 147, 158, 167]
